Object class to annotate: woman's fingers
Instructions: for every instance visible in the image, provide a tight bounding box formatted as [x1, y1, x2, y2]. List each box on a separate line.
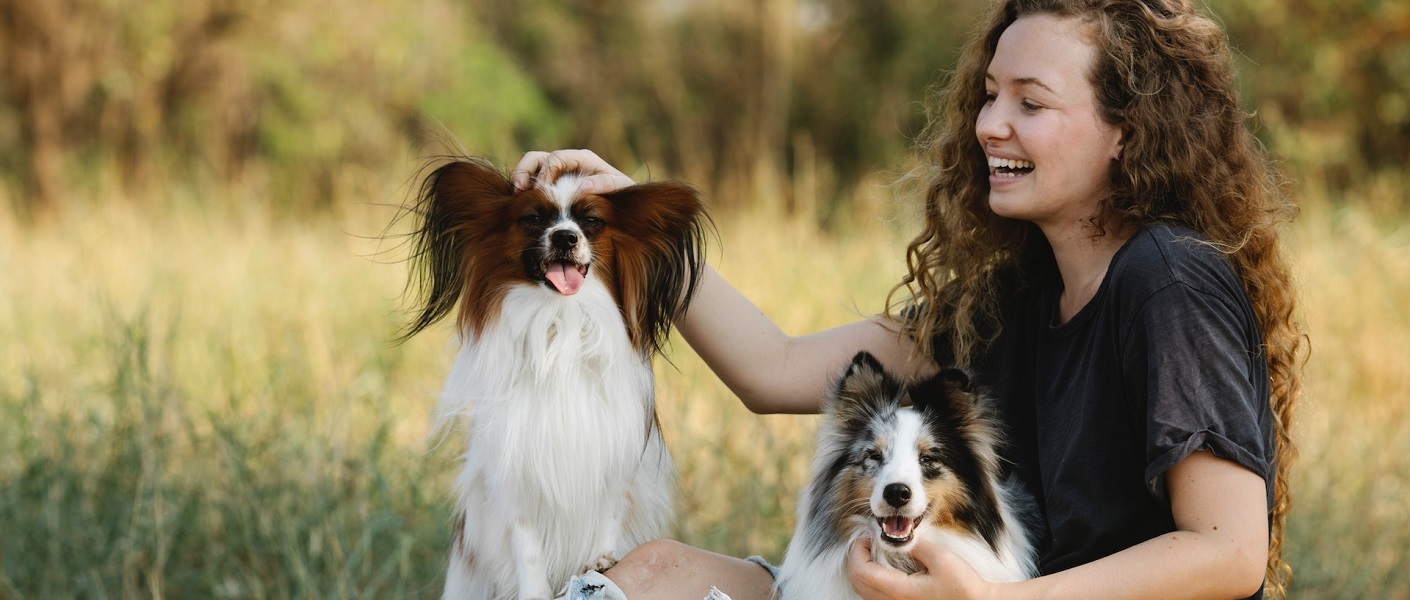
[511, 149, 634, 193]
[847, 536, 891, 598]
[510, 150, 552, 190]
[578, 172, 637, 194]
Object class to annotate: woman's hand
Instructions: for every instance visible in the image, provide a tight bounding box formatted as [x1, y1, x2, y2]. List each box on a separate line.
[512, 149, 636, 193]
[847, 536, 997, 600]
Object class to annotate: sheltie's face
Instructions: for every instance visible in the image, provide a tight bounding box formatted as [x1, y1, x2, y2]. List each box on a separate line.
[810, 353, 1006, 555]
[849, 408, 964, 551]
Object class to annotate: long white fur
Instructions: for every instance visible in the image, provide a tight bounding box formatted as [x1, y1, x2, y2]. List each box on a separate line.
[437, 177, 673, 600]
[776, 408, 1035, 600]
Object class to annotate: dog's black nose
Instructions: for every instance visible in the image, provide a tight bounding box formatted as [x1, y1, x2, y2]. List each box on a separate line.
[551, 229, 579, 249]
[883, 483, 911, 508]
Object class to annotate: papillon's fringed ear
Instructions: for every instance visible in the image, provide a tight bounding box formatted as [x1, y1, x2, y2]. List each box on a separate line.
[600, 181, 712, 357]
[826, 351, 902, 425]
[398, 158, 514, 342]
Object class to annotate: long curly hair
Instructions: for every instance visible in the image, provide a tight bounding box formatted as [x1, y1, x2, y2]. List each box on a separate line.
[886, 0, 1305, 595]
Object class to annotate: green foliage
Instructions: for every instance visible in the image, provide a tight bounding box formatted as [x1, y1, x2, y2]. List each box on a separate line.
[1214, 0, 1410, 187]
[418, 36, 568, 161]
[0, 0, 1403, 216]
[0, 305, 450, 599]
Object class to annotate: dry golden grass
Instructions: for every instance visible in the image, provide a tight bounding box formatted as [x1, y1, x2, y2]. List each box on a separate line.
[0, 181, 1405, 597]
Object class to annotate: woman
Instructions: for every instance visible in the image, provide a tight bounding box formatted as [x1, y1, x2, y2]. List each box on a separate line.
[513, 0, 1303, 598]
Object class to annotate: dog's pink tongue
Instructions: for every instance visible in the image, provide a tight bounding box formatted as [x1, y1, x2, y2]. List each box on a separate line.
[883, 517, 914, 539]
[545, 263, 584, 296]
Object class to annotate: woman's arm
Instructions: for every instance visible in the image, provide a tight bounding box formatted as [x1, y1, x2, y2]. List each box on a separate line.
[849, 451, 1269, 599]
[514, 150, 926, 415]
[680, 266, 919, 414]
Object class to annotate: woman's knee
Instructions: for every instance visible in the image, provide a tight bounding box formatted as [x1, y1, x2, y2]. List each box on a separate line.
[616, 539, 697, 572]
[607, 540, 775, 600]
[606, 539, 708, 593]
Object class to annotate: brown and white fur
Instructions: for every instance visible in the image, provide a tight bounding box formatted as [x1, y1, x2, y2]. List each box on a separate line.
[775, 352, 1037, 600]
[399, 157, 709, 600]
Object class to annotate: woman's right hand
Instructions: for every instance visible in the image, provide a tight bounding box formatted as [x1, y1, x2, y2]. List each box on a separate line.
[512, 149, 636, 194]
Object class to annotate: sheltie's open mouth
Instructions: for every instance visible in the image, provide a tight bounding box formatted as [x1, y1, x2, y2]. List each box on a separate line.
[876, 512, 925, 546]
[542, 260, 588, 296]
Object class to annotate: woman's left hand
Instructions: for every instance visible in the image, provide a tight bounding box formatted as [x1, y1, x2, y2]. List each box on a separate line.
[847, 536, 996, 600]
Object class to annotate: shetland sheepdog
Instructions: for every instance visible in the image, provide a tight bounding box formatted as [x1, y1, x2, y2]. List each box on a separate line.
[775, 352, 1037, 599]
[399, 157, 709, 600]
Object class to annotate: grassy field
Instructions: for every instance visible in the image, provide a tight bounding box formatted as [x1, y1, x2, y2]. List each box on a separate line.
[0, 181, 1406, 598]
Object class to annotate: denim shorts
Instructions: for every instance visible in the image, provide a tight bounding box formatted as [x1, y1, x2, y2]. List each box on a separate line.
[746, 555, 780, 580]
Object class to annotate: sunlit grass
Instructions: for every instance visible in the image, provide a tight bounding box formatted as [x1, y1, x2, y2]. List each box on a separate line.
[0, 181, 1405, 597]
[1279, 185, 1410, 597]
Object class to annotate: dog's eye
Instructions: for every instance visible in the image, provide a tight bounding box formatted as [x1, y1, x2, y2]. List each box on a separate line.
[521, 213, 544, 226]
[862, 449, 884, 464]
[581, 216, 605, 228]
[920, 453, 945, 475]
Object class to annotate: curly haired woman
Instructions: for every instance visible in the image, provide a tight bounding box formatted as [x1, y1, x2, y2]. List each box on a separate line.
[512, 0, 1305, 598]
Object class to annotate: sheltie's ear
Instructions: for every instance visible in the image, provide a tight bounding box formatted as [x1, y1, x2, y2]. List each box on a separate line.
[399, 158, 516, 341]
[599, 181, 711, 356]
[909, 367, 973, 413]
[826, 351, 904, 427]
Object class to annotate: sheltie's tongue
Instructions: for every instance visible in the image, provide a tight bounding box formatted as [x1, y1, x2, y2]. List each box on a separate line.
[881, 516, 917, 543]
[545, 262, 586, 296]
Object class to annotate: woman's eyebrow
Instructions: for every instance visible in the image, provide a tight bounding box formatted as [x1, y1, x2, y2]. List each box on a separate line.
[985, 72, 1057, 94]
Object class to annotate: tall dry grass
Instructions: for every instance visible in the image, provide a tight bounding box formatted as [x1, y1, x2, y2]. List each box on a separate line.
[0, 178, 1406, 597]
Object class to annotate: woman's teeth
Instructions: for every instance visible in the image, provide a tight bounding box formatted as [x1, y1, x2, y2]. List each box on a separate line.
[988, 156, 1034, 178]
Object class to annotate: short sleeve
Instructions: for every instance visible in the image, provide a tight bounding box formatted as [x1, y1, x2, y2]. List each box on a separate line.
[1123, 280, 1273, 504]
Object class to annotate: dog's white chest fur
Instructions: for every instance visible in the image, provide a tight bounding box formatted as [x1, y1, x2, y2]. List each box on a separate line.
[438, 281, 674, 600]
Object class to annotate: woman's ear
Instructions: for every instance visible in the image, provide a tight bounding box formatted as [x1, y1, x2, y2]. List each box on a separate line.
[1112, 123, 1129, 161]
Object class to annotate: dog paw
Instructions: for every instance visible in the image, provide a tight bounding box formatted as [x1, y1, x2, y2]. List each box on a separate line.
[579, 554, 619, 575]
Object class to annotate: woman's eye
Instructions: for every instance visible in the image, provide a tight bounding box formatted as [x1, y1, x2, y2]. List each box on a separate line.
[1021, 100, 1042, 112]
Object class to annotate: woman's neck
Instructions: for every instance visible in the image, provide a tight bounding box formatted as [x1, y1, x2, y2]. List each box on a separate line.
[1044, 221, 1131, 324]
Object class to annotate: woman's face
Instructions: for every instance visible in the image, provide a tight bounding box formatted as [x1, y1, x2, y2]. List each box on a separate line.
[976, 14, 1124, 234]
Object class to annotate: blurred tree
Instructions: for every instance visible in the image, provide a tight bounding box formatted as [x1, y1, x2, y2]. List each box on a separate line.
[0, 0, 261, 217]
[1216, 0, 1410, 188]
[0, 0, 102, 217]
[0, 0, 1404, 218]
[468, 0, 980, 218]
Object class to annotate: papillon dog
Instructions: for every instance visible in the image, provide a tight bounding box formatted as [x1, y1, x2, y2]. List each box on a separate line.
[775, 352, 1037, 600]
[400, 157, 709, 600]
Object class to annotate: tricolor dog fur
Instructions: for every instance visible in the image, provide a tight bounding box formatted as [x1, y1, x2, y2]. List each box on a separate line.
[775, 352, 1037, 599]
[399, 157, 709, 600]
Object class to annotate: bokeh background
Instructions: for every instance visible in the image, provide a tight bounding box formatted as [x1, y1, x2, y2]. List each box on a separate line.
[1, 0, 1406, 597]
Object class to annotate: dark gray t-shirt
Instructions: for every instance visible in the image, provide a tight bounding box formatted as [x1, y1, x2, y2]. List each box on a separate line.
[931, 224, 1273, 596]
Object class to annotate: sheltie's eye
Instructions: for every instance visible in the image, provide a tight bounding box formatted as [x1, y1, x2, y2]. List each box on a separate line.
[862, 449, 884, 466]
[919, 452, 945, 477]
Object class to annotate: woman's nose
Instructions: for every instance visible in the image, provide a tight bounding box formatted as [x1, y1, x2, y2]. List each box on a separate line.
[975, 101, 1011, 143]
